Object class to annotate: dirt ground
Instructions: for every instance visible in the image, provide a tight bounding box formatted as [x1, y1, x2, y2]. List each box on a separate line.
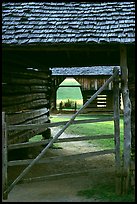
[3, 126, 116, 202]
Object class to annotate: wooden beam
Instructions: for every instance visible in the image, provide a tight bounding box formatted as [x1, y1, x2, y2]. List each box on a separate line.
[2, 112, 8, 200]
[120, 45, 132, 194]
[113, 67, 121, 194]
[7, 117, 114, 130]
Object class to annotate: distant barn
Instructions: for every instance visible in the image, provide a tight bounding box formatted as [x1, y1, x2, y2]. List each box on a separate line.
[50, 66, 122, 112]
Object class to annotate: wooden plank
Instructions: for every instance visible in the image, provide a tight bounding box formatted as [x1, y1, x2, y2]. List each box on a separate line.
[3, 70, 51, 80]
[8, 149, 115, 166]
[3, 77, 49, 85]
[6, 108, 49, 125]
[3, 99, 49, 113]
[2, 85, 49, 95]
[120, 45, 132, 194]
[7, 117, 114, 130]
[2, 112, 8, 200]
[8, 134, 114, 150]
[8, 125, 49, 145]
[3, 93, 47, 106]
[113, 67, 121, 195]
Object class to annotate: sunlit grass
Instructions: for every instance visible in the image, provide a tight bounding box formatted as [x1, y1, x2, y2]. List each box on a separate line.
[50, 114, 124, 151]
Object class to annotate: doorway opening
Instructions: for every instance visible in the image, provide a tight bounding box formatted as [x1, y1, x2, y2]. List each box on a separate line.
[57, 77, 83, 111]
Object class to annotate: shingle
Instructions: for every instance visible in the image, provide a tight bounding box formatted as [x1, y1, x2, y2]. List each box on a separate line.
[2, 2, 135, 45]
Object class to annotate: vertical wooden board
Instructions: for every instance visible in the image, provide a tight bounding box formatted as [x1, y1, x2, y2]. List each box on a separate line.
[2, 112, 8, 199]
[120, 45, 132, 194]
[113, 67, 121, 194]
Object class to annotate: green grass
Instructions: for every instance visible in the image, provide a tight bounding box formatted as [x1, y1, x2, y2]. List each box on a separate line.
[50, 114, 124, 152]
[57, 78, 83, 109]
[77, 182, 135, 202]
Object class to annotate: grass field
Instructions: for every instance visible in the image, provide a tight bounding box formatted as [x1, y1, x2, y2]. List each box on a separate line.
[57, 78, 83, 109]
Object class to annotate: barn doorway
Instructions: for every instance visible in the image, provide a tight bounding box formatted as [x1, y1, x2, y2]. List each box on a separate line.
[57, 77, 83, 112]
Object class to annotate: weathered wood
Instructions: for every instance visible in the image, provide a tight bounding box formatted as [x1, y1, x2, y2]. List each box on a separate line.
[3, 93, 47, 106]
[8, 125, 50, 145]
[3, 70, 51, 80]
[3, 98, 49, 113]
[2, 112, 8, 200]
[3, 77, 49, 85]
[6, 108, 49, 125]
[2, 85, 49, 95]
[8, 149, 115, 166]
[8, 117, 114, 130]
[120, 45, 132, 194]
[8, 134, 114, 150]
[113, 67, 121, 195]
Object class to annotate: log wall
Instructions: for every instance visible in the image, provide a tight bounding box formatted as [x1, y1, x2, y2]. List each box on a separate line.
[2, 69, 52, 145]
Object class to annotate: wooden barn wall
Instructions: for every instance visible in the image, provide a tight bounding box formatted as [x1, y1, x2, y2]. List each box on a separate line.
[75, 76, 113, 91]
[2, 69, 52, 145]
[75, 76, 114, 112]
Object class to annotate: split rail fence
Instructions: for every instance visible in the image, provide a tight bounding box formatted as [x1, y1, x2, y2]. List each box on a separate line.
[2, 67, 126, 199]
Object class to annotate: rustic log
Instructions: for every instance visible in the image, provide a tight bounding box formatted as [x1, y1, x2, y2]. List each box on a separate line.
[3, 93, 47, 106]
[2, 112, 8, 200]
[6, 108, 49, 125]
[3, 77, 50, 85]
[3, 99, 49, 113]
[120, 45, 132, 194]
[2, 85, 49, 95]
[113, 67, 121, 195]
[3, 69, 51, 80]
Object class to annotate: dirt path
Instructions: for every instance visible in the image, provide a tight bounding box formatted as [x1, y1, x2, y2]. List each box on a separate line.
[3, 126, 115, 202]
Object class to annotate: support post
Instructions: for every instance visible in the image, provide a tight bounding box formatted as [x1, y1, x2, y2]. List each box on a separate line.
[113, 67, 121, 194]
[2, 112, 8, 200]
[120, 45, 132, 194]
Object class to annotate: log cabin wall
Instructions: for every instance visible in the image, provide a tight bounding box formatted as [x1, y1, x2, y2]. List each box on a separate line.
[2, 68, 52, 145]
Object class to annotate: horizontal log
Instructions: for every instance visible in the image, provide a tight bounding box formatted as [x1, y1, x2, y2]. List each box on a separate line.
[3, 77, 50, 85]
[3, 70, 51, 80]
[3, 93, 47, 106]
[8, 117, 114, 130]
[6, 108, 49, 125]
[8, 149, 115, 166]
[8, 134, 114, 150]
[2, 84, 50, 95]
[3, 99, 49, 113]
[8, 125, 49, 145]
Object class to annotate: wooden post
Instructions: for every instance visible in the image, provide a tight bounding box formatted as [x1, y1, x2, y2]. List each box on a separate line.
[120, 45, 132, 194]
[113, 67, 121, 194]
[2, 112, 8, 200]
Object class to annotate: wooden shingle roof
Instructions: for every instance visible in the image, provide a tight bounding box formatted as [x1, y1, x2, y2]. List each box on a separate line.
[2, 2, 135, 45]
[50, 66, 121, 76]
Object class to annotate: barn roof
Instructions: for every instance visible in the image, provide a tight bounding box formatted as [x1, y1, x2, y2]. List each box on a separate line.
[2, 2, 135, 46]
[50, 66, 121, 76]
